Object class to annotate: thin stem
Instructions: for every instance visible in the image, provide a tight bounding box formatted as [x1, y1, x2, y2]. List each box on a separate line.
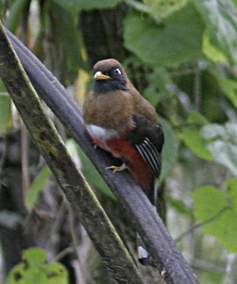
[175, 206, 230, 243]
[53, 246, 74, 262]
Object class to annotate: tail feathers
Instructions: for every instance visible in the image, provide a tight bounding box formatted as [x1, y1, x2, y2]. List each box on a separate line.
[146, 178, 156, 205]
[147, 179, 166, 223]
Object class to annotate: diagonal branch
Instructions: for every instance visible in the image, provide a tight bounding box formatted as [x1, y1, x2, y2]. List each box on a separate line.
[0, 21, 145, 284]
[4, 26, 197, 284]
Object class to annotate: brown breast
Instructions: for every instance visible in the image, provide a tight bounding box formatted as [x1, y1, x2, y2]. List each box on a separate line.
[83, 90, 134, 130]
[84, 78, 158, 131]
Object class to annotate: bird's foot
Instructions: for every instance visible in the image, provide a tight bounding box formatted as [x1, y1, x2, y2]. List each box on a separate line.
[106, 163, 127, 173]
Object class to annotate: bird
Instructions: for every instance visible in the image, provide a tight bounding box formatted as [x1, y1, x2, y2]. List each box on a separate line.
[83, 58, 164, 204]
[83, 58, 164, 264]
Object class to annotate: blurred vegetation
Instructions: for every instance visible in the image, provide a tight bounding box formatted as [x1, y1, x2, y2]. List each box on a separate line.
[0, 0, 237, 283]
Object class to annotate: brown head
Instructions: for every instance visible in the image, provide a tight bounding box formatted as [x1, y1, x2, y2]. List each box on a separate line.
[92, 58, 128, 93]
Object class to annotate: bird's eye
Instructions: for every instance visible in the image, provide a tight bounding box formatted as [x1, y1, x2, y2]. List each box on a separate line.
[113, 68, 122, 76]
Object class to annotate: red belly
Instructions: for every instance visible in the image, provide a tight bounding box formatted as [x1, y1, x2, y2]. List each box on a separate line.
[89, 130, 154, 191]
[105, 137, 154, 191]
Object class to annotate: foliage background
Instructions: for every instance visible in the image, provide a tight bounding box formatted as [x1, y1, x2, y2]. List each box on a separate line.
[0, 0, 237, 283]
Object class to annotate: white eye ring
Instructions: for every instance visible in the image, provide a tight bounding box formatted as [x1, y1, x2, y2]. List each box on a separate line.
[114, 68, 122, 75]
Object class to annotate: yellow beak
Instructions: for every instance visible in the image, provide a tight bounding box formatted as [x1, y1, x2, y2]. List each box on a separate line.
[94, 71, 111, 80]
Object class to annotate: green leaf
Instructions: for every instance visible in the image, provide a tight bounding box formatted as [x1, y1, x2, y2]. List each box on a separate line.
[202, 31, 228, 63]
[78, 147, 116, 200]
[179, 128, 213, 160]
[201, 123, 237, 174]
[207, 140, 237, 175]
[209, 64, 237, 108]
[186, 111, 209, 126]
[124, 3, 205, 67]
[26, 166, 51, 210]
[143, 0, 187, 19]
[193, 185, 237, 252]
[219, 77, 237, 108]
[194, 186, 227, 220]
[227, 178, 237, 214]
[210, 210, 237, 252]
[45, 262, 68, 284]
[0, 93, 12, 134]
[158, 118, 178, 182]
[23, 248, 47, 266]
[194, 0, 237, 64]
[52, 0, 121, 13]
[67, 140, 115, 199]
[7, 248, 68, 284]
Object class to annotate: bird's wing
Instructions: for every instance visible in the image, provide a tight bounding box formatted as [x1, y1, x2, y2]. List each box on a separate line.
[127, 115, 164, 177]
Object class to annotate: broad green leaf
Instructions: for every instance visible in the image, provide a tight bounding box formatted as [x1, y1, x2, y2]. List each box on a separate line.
[219, 77, 237, 108]
[67, 140, 114, 199]
[26, 167, 51, 210]
[45, 262, 68, 284]
[194, 185, 237, 252]
[126, 0, 157, 20]
[52, 0, 121, 13]
[0, 93, 12, 134]
[209, 63, 237, 108]
[78, 147, 115, 200]
[7, 248, 68, 284]
[207, 140, 237, 175]
[194, 186, 227, 219]
[124, 3, 205, 67]
[23, 248, 47, 266]
[143, 0, 187, 19]
[186, 111, 209, 126]
[179, 128, 213, 160]
[158, 118, 178, 183]
[202, 31, 228, 63]
[201, 123, 237, 174]
[194, 0, 237, 64]
[227, 178, 237, 214]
